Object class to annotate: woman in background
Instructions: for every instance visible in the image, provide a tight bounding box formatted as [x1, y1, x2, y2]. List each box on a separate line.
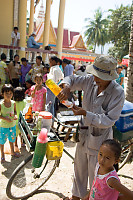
[8, 54, 21, 88]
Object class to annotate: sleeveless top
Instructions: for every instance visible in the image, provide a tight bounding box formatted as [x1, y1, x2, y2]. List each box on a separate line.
[0, 100, 16, 128]
[89, 163, 120, 200]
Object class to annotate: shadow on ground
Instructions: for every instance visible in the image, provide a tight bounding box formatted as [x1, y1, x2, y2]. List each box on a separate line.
[1, 147, 31, 180]
[23, 189, 66, 200]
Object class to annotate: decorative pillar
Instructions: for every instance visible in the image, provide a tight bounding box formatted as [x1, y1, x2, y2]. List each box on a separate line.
[0, 0, 14, 45]
[18, 0, 27, 58]
[56, 0, 66, 58]
[29, 0, 34, 35]
[43, 0, 51, 60]
[13, 0, 19, 27]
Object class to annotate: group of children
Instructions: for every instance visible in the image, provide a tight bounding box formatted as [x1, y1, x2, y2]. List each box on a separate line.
[0, 56, 63, 162]
[0, 72, 48, 162]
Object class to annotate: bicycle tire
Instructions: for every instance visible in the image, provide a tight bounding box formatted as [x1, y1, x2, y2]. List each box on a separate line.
[119, 139, 133, 170]
[6, 154, 60, 199]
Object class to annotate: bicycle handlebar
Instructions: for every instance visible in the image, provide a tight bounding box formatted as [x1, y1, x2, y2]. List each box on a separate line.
[52, 115, 78, 129]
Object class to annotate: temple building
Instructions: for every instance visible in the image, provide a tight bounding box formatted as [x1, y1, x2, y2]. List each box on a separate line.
[0, 0, 99, 63]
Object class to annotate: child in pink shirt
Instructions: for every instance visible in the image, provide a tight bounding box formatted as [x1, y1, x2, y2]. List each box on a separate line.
[83, 139, 133, 200]
[31, 73, 47, 112]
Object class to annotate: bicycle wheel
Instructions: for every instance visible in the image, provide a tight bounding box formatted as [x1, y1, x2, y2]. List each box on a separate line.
[6, 154, 60, 199]
[119, 139, 133, 170]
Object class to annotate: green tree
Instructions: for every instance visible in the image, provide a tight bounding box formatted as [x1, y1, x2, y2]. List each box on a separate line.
[108, 4, 132, 61]
[84, 8, 109, 53]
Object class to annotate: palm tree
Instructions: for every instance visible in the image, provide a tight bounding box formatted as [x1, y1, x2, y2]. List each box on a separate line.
[126, 12, 133, 103]
[84, 8, 109, 53]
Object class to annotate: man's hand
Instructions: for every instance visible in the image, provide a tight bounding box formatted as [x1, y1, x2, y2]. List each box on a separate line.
[57, 84, 71, 102]
[72, 104, 86, 116]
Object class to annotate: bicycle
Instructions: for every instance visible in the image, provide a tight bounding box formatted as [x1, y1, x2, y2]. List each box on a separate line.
[6, 111, 133, 199]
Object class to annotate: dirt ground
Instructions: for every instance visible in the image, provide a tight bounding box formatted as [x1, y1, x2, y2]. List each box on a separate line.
[0, 139, 133, 200]
[0, 80, 133, 200]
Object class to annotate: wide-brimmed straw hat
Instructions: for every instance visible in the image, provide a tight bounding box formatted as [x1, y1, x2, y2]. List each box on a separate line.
[87, 55, 118, 80]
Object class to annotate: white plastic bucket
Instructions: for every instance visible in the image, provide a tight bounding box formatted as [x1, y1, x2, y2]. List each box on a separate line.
[39, 111, 52, 132]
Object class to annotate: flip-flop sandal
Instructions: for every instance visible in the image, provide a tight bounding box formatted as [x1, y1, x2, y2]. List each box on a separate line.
[1, 157, 5, 163]
[11, 152, 21, 159]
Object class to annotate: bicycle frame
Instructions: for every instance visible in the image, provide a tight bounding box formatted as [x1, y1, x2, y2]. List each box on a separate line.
[18, 111, 75, 161]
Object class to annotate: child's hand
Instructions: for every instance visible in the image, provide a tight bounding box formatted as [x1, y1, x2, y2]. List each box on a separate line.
[14, 115, 17, 120]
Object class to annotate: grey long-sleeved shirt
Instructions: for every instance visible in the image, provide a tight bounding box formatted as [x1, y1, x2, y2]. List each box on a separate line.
[63, 74, 125, 155]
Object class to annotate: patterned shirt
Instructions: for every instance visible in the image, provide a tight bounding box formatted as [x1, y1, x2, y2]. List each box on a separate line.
[31, 85, 47, 112]
[89, 163, 120, 200]
[31, 64, 44, 82]
[0, 61, 7, 81]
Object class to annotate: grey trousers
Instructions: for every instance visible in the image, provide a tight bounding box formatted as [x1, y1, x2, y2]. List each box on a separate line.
[72, 142, 97, 198]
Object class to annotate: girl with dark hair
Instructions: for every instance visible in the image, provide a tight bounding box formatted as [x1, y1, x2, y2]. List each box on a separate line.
[8, 54, 21, 88]
[0, 84, 20, 162]
[83, 139, 133, 200]
[31, 73, 47, 112]
[25, 79, 34, 96]
[14, 87, 26, 147]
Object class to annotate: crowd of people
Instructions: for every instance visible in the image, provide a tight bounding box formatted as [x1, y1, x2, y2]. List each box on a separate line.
[0, 28, 132, 199]
[0, 52, 75, 163]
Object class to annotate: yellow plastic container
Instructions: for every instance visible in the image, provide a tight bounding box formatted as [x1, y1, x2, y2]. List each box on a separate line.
[45, 79, 73, 108]
[46, 141, 64, 160]
[45, 79, 61, 96]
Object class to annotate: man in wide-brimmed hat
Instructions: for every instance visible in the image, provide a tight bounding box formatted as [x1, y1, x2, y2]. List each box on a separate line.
[58, 55, 125, 200]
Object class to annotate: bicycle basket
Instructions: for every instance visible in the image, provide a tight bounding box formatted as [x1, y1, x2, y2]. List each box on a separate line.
[46, 141, 64, 160]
